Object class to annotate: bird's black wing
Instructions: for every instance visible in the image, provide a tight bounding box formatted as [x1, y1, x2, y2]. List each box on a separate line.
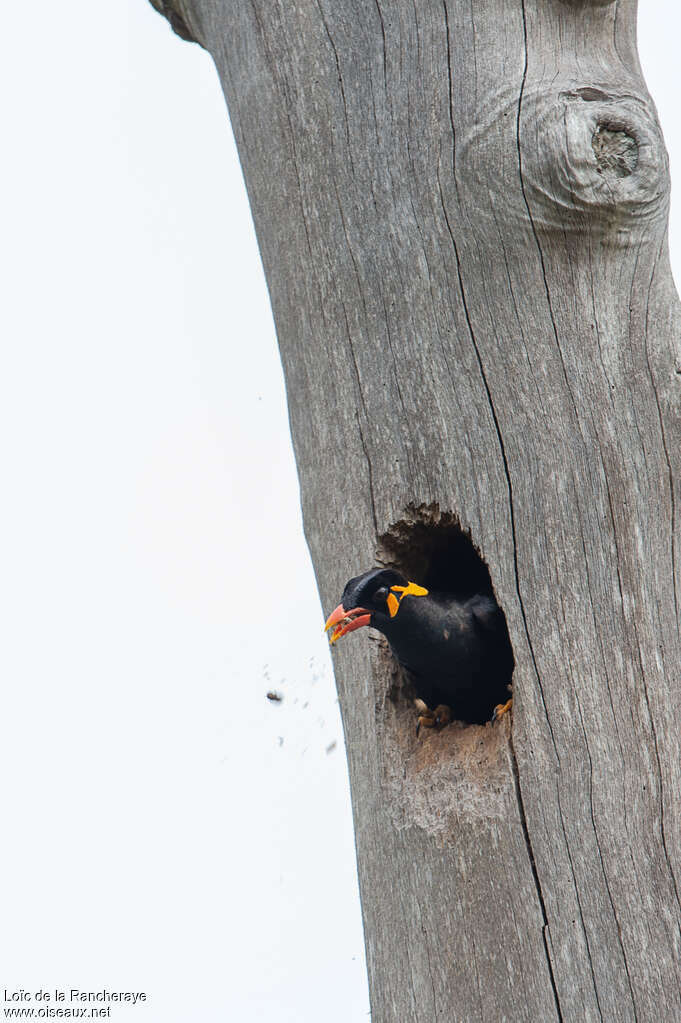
[468, 594, 502, 632]
[468, 594, 514, 681]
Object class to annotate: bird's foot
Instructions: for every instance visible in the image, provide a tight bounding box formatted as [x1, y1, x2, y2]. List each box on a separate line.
[414, 699, 434, 735]
[491, 698, 513, 724]
[414, 699, 452, 736]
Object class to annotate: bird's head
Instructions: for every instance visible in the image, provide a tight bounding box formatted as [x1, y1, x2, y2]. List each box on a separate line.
[324, 568, 429, 644]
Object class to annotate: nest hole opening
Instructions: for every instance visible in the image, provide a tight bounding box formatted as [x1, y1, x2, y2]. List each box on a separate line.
[377, 505, 514, 726]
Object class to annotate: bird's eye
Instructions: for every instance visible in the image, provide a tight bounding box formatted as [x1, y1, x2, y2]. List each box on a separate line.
[373, 587, 389, 604]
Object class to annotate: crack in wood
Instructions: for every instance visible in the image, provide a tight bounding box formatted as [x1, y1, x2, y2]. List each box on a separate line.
[574, 691, 639, 1016]
[442, 0, 459, 197]
[315, 0, 354, 175]
[509, 729, 565, 1023]
[373, 0, 388, 87]
[643, 241, 680, 631]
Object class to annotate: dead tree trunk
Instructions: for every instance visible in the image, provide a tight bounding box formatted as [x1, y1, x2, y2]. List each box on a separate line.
[149, 1, 681, 1018]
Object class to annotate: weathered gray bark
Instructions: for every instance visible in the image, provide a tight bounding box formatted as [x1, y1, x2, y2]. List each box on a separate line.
[149, 1, 681, 1019]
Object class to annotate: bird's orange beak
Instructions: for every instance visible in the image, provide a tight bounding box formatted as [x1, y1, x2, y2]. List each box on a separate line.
[324, 604, 372, 645]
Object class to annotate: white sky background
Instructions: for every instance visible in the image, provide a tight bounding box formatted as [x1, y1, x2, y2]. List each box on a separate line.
[0, 3, 679, 1021]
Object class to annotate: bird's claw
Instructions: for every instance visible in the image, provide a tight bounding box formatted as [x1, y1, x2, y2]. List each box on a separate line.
[492, 698, 513, 724]
[414, 700, 452, 736]
[414, 699, 433, 735]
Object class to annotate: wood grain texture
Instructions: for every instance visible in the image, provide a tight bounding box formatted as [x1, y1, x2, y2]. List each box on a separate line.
[149, 0, 681, 1018]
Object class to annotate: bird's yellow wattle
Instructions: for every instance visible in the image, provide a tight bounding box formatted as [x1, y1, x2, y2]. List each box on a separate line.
[395, 582, 429, 598]
[387, 581, 429, 617]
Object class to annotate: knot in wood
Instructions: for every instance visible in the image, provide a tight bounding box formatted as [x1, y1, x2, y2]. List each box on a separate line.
[520, 83, 669, 240]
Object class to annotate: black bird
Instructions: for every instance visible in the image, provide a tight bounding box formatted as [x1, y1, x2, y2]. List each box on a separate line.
[325, 568, 513, 731]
